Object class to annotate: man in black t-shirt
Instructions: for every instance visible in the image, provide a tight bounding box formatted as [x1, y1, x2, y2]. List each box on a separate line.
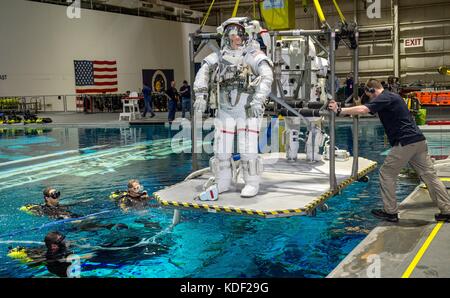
[179, 80, 191, 119]
[328, 78, 450, 223]
[165, 80, 179, 123]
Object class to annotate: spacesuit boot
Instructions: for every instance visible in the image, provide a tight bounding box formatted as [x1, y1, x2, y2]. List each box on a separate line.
[306, 124, 324, 162]
[285, 129, 300, 161]
[209, 156, 233, 193]
[240, 158, 263, 197]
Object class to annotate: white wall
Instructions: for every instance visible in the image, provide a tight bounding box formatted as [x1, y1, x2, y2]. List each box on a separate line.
[0, 0, 213, 105]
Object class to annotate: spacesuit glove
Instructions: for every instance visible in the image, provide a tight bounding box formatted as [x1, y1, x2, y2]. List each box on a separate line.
[250, 100, 264, 118]
[193, 96, 207, 113]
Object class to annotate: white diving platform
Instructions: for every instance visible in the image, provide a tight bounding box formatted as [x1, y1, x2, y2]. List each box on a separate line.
[154, 153, 377, 219]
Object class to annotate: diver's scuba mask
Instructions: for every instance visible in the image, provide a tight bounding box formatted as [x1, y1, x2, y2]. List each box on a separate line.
[55, 235, 66, 246]
[49, 191, 60, 199]
[54, 235, 67, 252]
[129, 184, 145, 197]
[135, 185, 144, 193]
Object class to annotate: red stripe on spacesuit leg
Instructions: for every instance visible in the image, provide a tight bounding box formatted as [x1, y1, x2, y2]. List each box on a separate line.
[220, 130, 236, 134]
[247, 129, 259, 134]
[237, 128, 259, 134]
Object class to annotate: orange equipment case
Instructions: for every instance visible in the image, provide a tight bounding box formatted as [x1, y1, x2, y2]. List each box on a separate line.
[410, 91, 450, 106]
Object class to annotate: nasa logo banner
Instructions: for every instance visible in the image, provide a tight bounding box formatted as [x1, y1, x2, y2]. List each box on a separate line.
[142, 69, 174, 93]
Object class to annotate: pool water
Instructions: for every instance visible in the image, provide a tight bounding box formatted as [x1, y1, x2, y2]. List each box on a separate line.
[0, 121, 445, 278]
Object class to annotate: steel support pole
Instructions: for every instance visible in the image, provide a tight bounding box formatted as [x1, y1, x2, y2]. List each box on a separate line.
[305, 36, 311, 102]
[63, 95, 67, 112]
[271, 33, 280, 115]
[271, 29, 325, 36]
[393, 0, 400, 78]
[329, 31, 337, 190]
[172, 209, 181, 226]
[351, 30, 360, 179]
[189, 34, 199, 171]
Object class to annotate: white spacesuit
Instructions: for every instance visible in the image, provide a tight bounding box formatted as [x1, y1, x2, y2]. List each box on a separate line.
[279, 38, 329, 162]
[193, 17, 274, 198]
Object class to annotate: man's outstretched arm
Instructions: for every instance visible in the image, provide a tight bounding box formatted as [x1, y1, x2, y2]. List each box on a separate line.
[328, 100, 370, 116]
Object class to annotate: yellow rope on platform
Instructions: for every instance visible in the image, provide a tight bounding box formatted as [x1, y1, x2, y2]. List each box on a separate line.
[402, 222, 444, 278]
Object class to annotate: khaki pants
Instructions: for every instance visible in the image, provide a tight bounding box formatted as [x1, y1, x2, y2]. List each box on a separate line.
[379, 140, 450, 214]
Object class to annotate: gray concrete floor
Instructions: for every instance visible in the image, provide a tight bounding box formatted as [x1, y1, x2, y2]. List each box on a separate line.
[328, 160, 450, 278]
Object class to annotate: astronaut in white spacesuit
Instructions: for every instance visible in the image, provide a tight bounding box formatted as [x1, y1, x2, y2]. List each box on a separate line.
[193, 17, 274, 198]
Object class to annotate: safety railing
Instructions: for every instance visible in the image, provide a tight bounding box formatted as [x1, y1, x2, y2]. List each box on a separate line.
[0, 93, 129, 113]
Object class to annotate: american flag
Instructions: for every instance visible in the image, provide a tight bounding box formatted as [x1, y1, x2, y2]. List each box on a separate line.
[74, 60, 118, 93]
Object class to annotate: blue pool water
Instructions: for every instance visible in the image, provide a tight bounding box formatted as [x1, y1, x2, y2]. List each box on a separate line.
[0, 122, 446, 278]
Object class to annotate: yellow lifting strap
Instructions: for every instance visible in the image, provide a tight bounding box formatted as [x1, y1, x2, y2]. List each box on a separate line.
[313, 0, 326, 24]
[332, 0, 346, 23]
[232, 0, 240, 17]
[200, 0, 216, 29]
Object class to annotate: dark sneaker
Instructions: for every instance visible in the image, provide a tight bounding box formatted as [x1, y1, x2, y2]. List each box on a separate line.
[371, 209, 399, 222]
[151, 113, 156, 118]
[435, 213, 450, 222]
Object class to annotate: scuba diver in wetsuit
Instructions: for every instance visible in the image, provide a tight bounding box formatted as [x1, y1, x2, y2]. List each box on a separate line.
[44, 231, 74, 277]
[7, 231, 77, 278]
[21, 187, 80, 220]
[110, 179, 158, 211]
[21, 187, 127, 231]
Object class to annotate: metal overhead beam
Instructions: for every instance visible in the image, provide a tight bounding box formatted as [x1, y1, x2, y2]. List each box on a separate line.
[188, 0, 254, 10]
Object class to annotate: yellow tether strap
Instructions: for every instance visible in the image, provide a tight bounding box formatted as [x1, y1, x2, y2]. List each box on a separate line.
[313, 0, 326, 24]
[332, 0, 346, 23]
[200, 0, 216, 28]
[232, 0, 240, 17]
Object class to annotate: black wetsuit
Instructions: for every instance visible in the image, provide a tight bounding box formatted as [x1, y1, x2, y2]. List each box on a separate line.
[45, 248, 73, 278]
[27, 204, 79, 220]
[116, 192, 158, 210]
[8, 246, 71, 277]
